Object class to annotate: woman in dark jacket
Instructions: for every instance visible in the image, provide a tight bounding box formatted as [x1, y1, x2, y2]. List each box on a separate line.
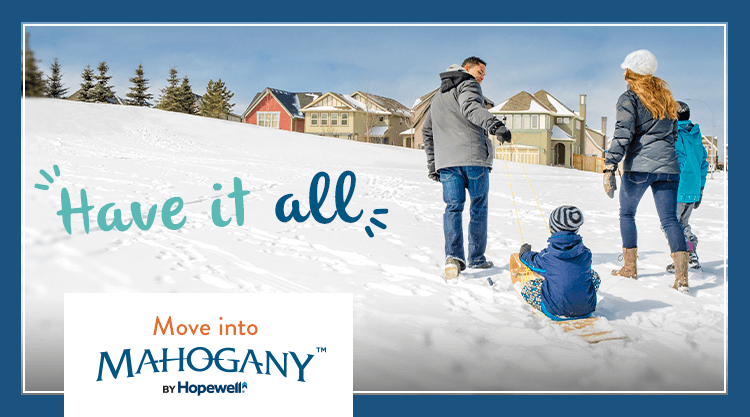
[605, 49, 690, 294]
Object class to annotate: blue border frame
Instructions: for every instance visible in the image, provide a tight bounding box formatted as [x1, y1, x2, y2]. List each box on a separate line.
[7, 1, 742, 415]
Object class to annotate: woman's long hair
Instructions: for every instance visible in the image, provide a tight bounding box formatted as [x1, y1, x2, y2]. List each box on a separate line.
[625, 69, 678, 120]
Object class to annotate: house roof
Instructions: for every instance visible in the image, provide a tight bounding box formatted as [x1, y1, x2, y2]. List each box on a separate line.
[366, 126, 389, 137]
[66, 89, 127, 105]
[351, 91, 411, 117]
[534, 90, 577, 116]
[302, 92, 391, 114]
[412, 88, 438, 109]
[242, 88, 322, 119]
[551, 125, 573, 140]
[490, 91, 550, 113]
[490, 89, 580, 118]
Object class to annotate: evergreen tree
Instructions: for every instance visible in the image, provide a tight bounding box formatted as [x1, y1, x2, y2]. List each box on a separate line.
[46, 58, 68, 99]
[23, 33, 46, 97]
[125, 63, 152, 106]
[91, 61, 115, 103]
[78, 65, 95, 102]
[175, 76, 197, 114]
[157, 67, 181, 112]
[199, 78, 235, 119]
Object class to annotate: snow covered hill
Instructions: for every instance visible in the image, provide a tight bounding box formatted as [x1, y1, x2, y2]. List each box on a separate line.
[23, 98, 727, 392]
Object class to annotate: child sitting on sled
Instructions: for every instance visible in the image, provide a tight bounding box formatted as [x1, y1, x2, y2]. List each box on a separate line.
[518, 205, 601, 319]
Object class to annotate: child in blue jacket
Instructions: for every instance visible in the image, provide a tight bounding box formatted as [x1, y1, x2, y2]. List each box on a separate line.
[519, 206, 600, 319]
[665, 101, 709, 272]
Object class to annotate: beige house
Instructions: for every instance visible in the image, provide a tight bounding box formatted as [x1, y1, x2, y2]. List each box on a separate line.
[585, 118, 608, 158]
[300, 91, 411, 145]
[490, 90, 600, 168]
[703, 135, 719, 169]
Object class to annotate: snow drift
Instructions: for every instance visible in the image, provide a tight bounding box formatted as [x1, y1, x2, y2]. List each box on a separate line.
[23, 98, 727, 392]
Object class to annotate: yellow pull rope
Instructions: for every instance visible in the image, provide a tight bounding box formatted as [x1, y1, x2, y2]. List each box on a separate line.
[510, 141, 551, 235]
[504, 157, 524, 243]
[502, 141, 551, 244]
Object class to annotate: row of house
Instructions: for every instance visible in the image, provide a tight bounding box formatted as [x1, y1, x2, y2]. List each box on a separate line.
[69, 83, 721, 171]
[241, 88, 413, 147]
[241, 86, 608, 168]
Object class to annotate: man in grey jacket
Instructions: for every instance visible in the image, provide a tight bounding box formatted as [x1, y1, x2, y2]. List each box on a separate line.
[423, 56, 512, 283]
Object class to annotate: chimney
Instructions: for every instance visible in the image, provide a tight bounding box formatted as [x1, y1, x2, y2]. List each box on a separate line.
[579, 94, 587, 121]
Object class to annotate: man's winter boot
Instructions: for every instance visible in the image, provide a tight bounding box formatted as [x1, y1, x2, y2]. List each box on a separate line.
[612, 247, 638, 279]
[444, 258, 462, 284]
[671, 251, 690, 294]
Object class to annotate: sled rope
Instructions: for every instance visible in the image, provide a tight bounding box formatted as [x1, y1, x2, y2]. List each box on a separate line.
[502, 140, 551, 243]
[511, 141, 550, 234]
[504, 158, 524, 242]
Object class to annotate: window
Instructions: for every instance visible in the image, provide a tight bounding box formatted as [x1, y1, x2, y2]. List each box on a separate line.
[341, 113, 348, 126]
[531, 115, 539, 129]
[331, 113, 338, 126]
[576, 120, 581, 130]
[563, 117, 570, 124]
[523, 115, 530, 129]
[378, 115, 385, 123]
[513, 115, 522, 130]
[311, 113, 318, 126]
[321, 113, 328, 126]
[257, 112, 280, 128]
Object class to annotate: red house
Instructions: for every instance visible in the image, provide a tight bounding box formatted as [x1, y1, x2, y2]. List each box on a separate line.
[241, 88, 321, 132]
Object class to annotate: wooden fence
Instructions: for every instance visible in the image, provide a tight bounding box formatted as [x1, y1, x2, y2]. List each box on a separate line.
[572, 154, 605, 173]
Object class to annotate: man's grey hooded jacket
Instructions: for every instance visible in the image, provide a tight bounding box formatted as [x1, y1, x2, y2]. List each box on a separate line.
[423, 65, 501, 172]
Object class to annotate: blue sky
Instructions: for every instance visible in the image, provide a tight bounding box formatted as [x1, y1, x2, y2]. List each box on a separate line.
[26, 24, 726, 155]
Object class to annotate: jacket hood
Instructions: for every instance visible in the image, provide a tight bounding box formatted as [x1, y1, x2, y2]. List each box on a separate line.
[439, 64, 474, 93]
[678, 120, 703, 146]
[546, 232, 586, 259]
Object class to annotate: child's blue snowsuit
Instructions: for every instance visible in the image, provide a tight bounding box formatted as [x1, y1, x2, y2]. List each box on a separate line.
[520, 231, 598, 318]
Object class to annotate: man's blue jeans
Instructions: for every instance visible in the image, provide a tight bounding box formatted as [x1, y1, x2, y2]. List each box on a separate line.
[620, 172, 687, 253]
[440, 166, 489, 268]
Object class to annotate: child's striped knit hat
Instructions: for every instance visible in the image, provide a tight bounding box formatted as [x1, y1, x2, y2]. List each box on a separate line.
[549, 205, 584, 233]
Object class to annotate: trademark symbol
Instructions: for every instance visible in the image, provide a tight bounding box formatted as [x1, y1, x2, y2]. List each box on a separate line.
[316, 347, 327, 353]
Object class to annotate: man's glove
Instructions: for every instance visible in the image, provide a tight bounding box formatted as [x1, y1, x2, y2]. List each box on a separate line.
[489, 120, 512, 143]
[428, 163, 440, 183]
[519, 243, 532, 255]
[694, 187, 704, 209]
[603, 164, 617, 199]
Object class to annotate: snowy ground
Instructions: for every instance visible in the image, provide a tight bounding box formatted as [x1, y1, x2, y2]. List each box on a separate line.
[23, 98, 727, 392]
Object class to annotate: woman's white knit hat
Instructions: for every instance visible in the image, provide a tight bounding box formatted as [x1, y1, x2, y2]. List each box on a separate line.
[620, 49, 658, 76]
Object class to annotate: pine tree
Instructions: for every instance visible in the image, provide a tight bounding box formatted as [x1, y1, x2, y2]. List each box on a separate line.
[78, 65, 95, 102]
[46, 58, 68, 99]
[23, 33, 46, 97]
[125, 63, 152, 106]
[157, 67, 181, 112]
[199, 78, 235, 119]
[175, 76, 197, 114]
[91, 61, 115, 103]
